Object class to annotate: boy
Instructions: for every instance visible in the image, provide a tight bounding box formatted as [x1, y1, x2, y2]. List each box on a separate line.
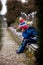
[16, 21, 37, 54]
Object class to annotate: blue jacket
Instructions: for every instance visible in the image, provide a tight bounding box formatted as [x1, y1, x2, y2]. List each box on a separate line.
[22, 27, 38, 40]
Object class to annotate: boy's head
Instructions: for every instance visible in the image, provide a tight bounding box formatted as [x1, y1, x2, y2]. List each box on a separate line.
[20, 25, 28, 32]
[19, 17, 26, 23]
[19, 22, 29, 32]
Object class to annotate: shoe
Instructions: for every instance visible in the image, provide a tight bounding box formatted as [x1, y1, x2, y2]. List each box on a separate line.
[16, 50, 23, 54]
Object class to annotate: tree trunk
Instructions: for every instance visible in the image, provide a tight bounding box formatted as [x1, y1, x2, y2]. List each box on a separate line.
[35, 0, 43, 65]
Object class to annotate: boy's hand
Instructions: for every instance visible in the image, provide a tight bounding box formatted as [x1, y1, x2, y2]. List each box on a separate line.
[22, 38, 26, 41]
[22, 37, 24, 41]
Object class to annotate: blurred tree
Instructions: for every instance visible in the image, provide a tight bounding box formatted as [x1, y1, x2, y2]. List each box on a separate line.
[6, 0, 37, 26]
[6, 0, 22, 26]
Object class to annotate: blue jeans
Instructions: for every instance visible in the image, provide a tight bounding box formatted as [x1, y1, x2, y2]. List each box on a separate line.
[18, 39, 37, 53]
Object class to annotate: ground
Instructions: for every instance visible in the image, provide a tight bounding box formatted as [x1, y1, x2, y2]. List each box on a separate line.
[0, 28, 29, 65]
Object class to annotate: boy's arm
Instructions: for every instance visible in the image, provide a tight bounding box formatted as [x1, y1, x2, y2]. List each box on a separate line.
[32, 29, 38, 36]
[22, 28, 33, 39]
[22, 33, 28, 39]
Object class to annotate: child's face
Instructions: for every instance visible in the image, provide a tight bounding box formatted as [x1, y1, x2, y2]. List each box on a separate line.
[21, 28, 25, 32]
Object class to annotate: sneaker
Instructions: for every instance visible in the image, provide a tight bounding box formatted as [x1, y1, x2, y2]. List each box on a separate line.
[16, 50, 23, 54]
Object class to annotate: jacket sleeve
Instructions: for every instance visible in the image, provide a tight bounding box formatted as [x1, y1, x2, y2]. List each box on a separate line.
[31, 29, 38, 36]
[22, 30, 31, 39]
[22, 33, 28, 39]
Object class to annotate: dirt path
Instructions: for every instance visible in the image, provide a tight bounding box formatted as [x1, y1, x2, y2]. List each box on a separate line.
[0, 28, 29, 65]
